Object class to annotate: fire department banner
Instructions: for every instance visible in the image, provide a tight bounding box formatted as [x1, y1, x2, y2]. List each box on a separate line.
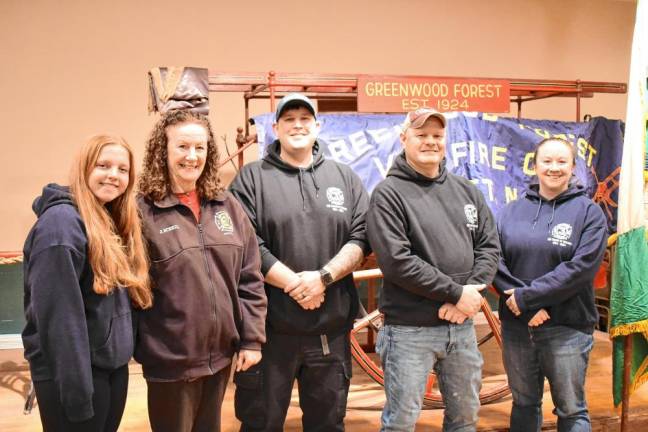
[253, 112, 623, 229]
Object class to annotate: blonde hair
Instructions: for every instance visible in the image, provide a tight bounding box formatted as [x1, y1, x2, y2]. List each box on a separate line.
[69, 135, 152, 309]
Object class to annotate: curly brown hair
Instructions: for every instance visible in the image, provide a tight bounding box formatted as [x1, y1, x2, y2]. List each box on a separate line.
[139, 110, 223, 201]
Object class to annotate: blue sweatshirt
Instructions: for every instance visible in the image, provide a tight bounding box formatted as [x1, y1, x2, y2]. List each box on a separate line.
[22, 184, 134, 422]
[493, 181, 608, 333]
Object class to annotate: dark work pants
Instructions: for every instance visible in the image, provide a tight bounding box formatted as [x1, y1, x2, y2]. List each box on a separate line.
[146, 363, 232, 432]
[34, 364, 129, 432]
[235, 330, 352, 432]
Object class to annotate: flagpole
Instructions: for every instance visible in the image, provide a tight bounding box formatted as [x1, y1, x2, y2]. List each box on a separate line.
[621, 334, 633, 431]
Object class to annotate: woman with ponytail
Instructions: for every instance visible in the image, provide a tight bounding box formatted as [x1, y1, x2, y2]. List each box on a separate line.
[22, 135, 152, 431]
[493, 138, 608, 431]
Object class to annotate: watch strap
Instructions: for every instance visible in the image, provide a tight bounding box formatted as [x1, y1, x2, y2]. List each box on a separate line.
[319, 268, 334, 286]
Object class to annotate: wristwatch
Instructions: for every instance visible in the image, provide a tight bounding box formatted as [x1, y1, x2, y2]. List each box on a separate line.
[319, 268, 334, 286]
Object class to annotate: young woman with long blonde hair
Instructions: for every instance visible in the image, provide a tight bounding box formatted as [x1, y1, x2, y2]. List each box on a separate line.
[22, 134, 152, 431]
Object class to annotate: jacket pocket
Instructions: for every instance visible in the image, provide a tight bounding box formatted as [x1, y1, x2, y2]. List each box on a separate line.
[91, 311, 134, 370]
[234, 365, 266, 428]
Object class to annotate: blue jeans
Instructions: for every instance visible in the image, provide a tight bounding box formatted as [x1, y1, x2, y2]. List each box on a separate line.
[502, 321, 594, 432]
[376, 322, 483, 432]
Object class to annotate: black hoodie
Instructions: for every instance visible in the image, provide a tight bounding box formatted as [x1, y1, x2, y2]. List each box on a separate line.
[493, 181, 608, 333]
[230, 140, 370, 336]
[367, 153, 500, 327]
[22, 184, 134, 422]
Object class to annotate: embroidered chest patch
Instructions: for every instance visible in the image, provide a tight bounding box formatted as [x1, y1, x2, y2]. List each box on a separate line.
[215, 211, 234, 234]
[464, 204, 478, 231]
[325, 187, 347, 213]
[548, 223, 573, 247]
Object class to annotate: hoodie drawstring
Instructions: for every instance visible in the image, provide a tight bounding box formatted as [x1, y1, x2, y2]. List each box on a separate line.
[547, 200, 557, 228]
[298, 169, 306, 211]
[532, 199, 542, 230]
[309, 165, 320, 198]
[297, 166, 320, 211]
[531, 199, 558, 231]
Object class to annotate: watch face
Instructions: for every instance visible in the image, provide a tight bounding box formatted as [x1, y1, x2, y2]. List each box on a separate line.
[320, 269, 334, 286]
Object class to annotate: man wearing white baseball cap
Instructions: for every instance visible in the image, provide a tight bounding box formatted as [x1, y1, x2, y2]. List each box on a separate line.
[230, 93, 370, 431]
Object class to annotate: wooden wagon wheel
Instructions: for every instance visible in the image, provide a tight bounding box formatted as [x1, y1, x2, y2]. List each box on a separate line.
[351, 269, 511, 408]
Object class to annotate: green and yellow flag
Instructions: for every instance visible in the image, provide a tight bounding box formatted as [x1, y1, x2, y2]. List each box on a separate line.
[610, 0, 648, 407]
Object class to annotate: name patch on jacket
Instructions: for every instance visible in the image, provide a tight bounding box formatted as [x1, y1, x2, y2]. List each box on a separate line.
[160, 224, 180, 234]
[548, 223, 573, 247]
[215, 211, 234, 235]
[325, 187, 347, 213]
[464, 204, 478, 231]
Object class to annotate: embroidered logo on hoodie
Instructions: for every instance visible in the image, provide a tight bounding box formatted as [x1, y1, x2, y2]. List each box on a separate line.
[548, 223, 573, 247]
[215, 211, 234, 234]
[326, 187, 347, 213]
[464, 204, 478, 231]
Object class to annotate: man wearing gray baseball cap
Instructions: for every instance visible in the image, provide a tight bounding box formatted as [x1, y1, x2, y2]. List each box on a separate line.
[230, 93, 370, 431]
[368, 108, 500, 431]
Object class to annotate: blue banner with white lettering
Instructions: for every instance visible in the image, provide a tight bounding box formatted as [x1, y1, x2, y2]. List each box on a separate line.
[253, 112, 623, 229]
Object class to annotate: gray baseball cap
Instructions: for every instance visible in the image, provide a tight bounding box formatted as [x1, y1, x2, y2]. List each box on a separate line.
[275, 93, 317, 122]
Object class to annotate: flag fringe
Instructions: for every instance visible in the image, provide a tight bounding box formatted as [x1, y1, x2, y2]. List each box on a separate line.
[612, 337, 648, 408]
[631, 355, 648, 394]
[609, 319, 648, 338]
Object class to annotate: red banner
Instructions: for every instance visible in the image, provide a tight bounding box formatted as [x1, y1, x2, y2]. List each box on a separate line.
[357, 75, 511, 113]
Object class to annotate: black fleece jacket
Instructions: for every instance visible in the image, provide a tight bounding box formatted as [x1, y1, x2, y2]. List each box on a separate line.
[22, 184, 134, 422]
[230, 140, 370, 336]
[367, 153, 500, 326]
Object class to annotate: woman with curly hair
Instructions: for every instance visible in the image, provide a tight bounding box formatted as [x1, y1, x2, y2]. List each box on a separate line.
[136, 110, 267, 432]
[22, 135, 152, 431]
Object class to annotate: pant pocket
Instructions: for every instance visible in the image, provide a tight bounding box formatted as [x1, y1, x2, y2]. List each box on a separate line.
[233, 365, 266, 429]
[375, 326, 385, 357]
[335, 361, 352, 422]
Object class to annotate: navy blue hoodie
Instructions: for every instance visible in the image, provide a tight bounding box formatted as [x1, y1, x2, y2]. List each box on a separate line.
[493, 182, 608, 333]
[230, 140, 370, 336]
[22, 184, 134, 422]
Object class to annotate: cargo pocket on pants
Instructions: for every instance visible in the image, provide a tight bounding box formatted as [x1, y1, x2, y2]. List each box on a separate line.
[336, 361, 352, 422]
[234, 366, 266, 429]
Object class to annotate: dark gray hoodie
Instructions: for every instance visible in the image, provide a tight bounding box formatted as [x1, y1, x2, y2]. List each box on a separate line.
[230, 140, 370, 336]
[367, 153, 500, 327]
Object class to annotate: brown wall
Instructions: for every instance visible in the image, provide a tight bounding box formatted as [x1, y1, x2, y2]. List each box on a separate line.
[0, 0, 636, 250]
